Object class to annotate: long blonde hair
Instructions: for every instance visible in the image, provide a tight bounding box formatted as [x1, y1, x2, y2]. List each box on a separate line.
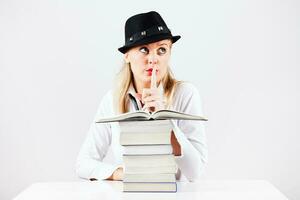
[113, 61, 179, 114]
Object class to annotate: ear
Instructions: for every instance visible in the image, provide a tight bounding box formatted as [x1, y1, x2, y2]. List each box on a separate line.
[124, 53, 130, 64]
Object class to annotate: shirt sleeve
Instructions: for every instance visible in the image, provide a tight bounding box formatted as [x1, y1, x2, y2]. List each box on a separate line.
[171, 82, 208, 182]
[75, 91, 121, 180]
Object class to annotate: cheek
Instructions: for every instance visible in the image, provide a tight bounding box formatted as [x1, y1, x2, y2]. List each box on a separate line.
[130, 65, 141, 78]
[160, 54, 170, 64]
[159, 57, 170, 74]
[130, 55, 146, 68]
[129, 55, 145, 72]
[157, 64, 168, 80]
[130, 62, 146, 79]
[159, 67, 168, 78]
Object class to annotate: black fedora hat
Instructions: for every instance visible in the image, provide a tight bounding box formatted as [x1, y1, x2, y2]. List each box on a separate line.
[118, 11, 181, 54]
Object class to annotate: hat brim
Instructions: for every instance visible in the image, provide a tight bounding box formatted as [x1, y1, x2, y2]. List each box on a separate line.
[118, 34, 181, 54]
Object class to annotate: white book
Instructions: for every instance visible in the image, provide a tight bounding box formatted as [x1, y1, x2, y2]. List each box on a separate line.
[123, 153, 177, 175]
[119, 120, 173, 133]
[123, 173, 176, 183]
[123, 182, 177, 192]
[123, 154, 176, 169]
[125, 165, 178, 174]
[95, 109, 208, 123]
[120, 132, 171, 145]
[123, 145, 173, 155]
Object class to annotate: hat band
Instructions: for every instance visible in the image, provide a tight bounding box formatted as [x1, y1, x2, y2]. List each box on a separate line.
[126, 25, 171, 44]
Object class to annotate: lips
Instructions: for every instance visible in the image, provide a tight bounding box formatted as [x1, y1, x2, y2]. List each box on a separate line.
[146, 68, 157, 76]
[146, 68, 158, 72]
[146, 68, 153, 72]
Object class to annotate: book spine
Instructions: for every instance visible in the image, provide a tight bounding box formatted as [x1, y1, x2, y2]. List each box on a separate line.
[123, 155, 175, 165]
[124, 165, 178, 174]
[123, 173, 176, 182]
[120, 133, 171, 145]
[123, 144, 173, 155]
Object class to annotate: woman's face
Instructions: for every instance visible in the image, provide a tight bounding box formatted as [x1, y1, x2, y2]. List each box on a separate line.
[125, 39, 172, 86]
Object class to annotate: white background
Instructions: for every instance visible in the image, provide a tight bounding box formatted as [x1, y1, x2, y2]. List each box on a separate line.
[0, 0, 299, 199]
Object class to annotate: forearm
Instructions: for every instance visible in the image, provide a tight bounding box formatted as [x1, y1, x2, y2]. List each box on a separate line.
[76, 157, 122, 181]
[171, 121, 208, 181]
[171, 131, 181, 156]
[175, 136, 207, 181]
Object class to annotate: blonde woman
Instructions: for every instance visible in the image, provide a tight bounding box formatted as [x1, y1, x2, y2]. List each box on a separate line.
[76, 11, 207, 182]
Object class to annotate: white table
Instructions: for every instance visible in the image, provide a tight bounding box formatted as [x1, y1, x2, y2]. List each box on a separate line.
[14, 180, 288, 200]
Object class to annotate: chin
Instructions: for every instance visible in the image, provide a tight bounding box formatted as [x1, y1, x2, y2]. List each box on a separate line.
[144, 77, 152, 83]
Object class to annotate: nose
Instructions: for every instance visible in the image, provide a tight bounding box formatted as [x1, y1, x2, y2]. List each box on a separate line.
[148, 52, 158, 65]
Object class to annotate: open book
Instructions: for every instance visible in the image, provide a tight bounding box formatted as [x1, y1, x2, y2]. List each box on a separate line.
[95, 109, 208, 123]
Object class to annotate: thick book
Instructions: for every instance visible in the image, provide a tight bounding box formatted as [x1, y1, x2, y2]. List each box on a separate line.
[124, 154, 175, 167]
[123, 144, 173, 155]
[123, 173, 176, 183]
[120, 132, 171, 145]
[119, 120, 173, 133]
[124, 154, 177, 174]
[125, 165, 177, 174]
[119, 120, 173, 145]
[95, 109, 208, 123]
[123, 182, 177, 192]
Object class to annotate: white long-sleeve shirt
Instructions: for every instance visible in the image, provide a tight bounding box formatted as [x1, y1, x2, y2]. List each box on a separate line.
[76, 82, 207, 182]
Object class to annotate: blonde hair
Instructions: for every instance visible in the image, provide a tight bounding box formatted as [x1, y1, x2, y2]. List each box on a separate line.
[113, 61, 179, 114]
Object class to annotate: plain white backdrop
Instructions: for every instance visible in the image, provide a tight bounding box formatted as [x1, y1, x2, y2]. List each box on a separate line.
[1, 0, 299, 199]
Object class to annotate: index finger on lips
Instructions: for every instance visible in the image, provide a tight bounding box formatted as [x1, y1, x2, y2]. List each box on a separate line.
[151, 66, 157, 89]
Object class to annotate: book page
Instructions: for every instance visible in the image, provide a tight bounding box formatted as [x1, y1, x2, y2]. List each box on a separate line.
[152, 110, 208, 121]
[96, 110, 151, 123]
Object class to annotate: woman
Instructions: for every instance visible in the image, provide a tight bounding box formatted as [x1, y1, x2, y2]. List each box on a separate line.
[76, 11, 207, 182]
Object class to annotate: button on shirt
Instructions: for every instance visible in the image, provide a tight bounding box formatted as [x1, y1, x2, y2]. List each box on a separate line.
[76, 82, 207, 181]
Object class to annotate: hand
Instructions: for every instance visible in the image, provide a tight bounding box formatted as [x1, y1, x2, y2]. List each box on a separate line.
[141, 66, 165, 112]
[171, 131, 181, 156]
[142, 88, 165, 112]
[107, 167, 124, 181]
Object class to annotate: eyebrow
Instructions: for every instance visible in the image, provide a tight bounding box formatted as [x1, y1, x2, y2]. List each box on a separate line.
[158, 43, 168, 46]
[140, 43, 169, 48]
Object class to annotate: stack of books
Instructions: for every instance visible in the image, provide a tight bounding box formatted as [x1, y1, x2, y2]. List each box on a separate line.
[120, 120, 177, 192]
[95, 109, 208, 192]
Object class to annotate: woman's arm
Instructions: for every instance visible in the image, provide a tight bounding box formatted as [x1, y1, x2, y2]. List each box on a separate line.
[75, 121, 121, 180]
[171, 83, 208, 181]
[76, 91, 122, 181]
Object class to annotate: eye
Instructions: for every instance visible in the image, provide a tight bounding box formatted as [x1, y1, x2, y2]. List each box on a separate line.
[139, 47, 149, 54]
[158, 47, 167, 55]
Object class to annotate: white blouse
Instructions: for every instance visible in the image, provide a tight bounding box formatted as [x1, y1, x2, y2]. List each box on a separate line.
[76, 82, 207, 182]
